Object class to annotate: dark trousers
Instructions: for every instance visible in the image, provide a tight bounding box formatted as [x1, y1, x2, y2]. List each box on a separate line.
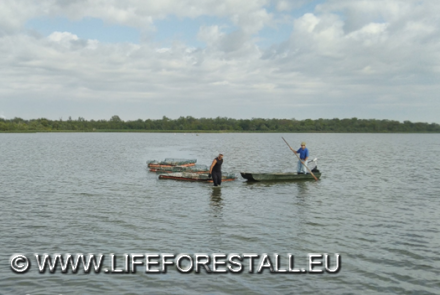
[212, 171, 222, 186]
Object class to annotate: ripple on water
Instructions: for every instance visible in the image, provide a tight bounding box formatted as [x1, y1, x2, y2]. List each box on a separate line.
[1, 133, 439, 294]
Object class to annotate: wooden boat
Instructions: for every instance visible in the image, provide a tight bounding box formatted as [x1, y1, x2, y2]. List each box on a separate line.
[147, 158, 197, 171]
[242, 158, 321, 182]
[240, 171, 321, 182]
[155, 164, 209, 174]
[159, 172, 236, 183]
[149, 164, 196, 172]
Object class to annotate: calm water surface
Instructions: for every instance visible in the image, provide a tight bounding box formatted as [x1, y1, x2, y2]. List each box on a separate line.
[0, 133, 439, 294]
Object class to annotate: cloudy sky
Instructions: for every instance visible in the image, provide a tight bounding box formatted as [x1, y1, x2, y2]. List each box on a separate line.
[1, 0, 439, 123]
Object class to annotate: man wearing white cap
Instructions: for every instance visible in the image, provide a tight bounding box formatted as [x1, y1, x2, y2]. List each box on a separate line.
[293, 142, 309, 174]
[209, 153, 223, 186]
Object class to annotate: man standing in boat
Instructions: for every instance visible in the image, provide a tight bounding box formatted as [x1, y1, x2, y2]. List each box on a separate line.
[209, 153, 223, 186]
[292, 142, 309, 174]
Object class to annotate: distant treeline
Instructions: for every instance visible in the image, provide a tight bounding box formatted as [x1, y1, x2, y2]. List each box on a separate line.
[1, 116, 439, 133]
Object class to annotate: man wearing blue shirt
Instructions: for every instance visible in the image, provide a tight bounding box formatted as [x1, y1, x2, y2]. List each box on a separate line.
[293, 142, 309, 174]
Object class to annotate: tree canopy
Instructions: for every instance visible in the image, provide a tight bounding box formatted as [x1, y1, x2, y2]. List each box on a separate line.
[0, 116, 439, 133]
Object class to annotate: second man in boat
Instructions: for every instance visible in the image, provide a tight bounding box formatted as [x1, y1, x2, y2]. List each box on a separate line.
[293, 142, 309, 174]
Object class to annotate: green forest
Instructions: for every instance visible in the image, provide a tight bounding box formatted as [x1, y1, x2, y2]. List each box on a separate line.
[1, 116, 439, 133]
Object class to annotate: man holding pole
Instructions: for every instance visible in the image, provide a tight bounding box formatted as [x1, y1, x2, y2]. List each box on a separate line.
[293, 142, 309, 174]
[282, 137, 318, 181]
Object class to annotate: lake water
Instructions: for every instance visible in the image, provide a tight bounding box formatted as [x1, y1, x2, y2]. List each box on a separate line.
[0, 133, 439, 294]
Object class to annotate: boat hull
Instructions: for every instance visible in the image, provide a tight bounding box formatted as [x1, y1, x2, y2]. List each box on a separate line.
[159, 172, 236, 182]
[240, 172, 321, 182]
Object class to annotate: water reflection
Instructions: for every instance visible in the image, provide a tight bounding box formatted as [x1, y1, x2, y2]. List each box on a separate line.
[207, 188, 224, 248]
[243, 179, 316, 188]
[210, 188, 223, 215]
[296, 181, 309, 196]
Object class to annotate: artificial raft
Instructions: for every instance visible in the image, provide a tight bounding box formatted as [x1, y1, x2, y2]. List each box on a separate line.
[147, 158, 197, 172]
[159, 172, 236, 182]
[155, 164, 209, 174]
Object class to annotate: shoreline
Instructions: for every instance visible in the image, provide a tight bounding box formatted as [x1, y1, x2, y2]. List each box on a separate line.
[1, 130, 439, 134]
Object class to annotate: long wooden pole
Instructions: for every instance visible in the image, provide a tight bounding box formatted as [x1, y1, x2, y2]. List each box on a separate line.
[282, 137, 319, 181]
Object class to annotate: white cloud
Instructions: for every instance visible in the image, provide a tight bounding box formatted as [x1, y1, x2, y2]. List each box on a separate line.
[0, 0, 439, 122]
[272, 0, 314, 12]
[48, 31, 78, 42]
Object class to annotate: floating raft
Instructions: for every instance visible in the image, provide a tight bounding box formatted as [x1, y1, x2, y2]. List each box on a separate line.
[155, 164, 209, 174]
[147, 158, 197, 171]
[159, 172, 237, 182]
[240, 170, 321, 182]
